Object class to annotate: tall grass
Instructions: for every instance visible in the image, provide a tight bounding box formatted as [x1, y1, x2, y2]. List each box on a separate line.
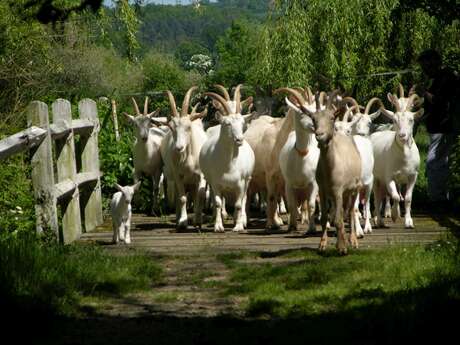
[0, 233, 162, 318]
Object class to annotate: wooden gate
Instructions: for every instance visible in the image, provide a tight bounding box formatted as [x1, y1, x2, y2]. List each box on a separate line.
[0, 99, 103, 243]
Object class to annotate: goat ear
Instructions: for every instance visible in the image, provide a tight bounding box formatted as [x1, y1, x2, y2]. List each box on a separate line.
[115, 183, 123, 192]
[133, 181, 141, 192]
[369, 110, 381, 121]
[243, 112, 258, 124]
[414, 108, 424, 120]
[123, 112, 135, 123]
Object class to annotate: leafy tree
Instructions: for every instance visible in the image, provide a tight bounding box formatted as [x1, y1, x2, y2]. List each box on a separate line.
[212, 20, 260, 87]
[114, 0, 140, 62]
[254, 0, 459, 102]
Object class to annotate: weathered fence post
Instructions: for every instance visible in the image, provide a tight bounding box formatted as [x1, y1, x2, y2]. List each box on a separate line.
[52, 99, 82, 243]
[111, 99, 120, 142]
[27, 101, 59, 237]
[78, 99, 103, 232]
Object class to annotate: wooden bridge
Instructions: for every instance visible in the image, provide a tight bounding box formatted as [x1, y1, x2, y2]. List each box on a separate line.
[79, 213, 452, 256]
[1, 98, 453, 250]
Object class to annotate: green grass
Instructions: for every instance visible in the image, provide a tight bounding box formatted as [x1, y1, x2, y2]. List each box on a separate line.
[215, 239, 460, 319]
[0, 234, 163, 318]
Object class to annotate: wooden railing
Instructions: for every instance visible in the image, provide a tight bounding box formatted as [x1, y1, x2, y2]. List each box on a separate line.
[0, 99, 103, 243]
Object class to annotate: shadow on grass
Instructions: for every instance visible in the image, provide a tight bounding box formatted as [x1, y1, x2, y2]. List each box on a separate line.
[7, 274, 459, 345]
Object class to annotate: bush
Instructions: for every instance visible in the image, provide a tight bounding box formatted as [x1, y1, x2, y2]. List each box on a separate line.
[0, 154, 35, 240]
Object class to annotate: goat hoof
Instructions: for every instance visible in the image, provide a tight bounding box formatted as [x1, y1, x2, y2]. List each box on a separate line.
[405, 219, 414, 229]
[232, 224, 244, 232]
[214, 224, 225, 233]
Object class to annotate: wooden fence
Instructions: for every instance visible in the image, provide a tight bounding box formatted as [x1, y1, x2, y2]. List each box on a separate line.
[0, 99, 103, 243]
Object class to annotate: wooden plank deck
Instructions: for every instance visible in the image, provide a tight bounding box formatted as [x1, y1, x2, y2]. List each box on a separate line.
[78, 213, 454, 256]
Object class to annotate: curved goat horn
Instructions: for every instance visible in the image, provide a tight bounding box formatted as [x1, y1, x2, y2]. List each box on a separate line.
[405, 94, 422, 111]
[233, 84, 243, 114]
[318, 91, 327, 108]
[344, 105, 359, 122]
[342, 96, 359, 109]
[364, 97, 384, 115]
[274, 87, 307, 108]
[165, 90, 179, 117]
[214, 84, 231, 101]
[305, 86, 314, 104]
[204, 92, 232, 115]
[131, 97, 141, 116]
[143, 97, 149, 116]
[398, 83, 405, 98]
[181, 86, 198, 117]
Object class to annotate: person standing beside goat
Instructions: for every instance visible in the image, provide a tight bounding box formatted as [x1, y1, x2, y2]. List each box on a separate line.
[416, 49, 460, 208]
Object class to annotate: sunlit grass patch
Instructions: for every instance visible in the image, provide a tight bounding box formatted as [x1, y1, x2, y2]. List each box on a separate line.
[216, 240, 460, 318]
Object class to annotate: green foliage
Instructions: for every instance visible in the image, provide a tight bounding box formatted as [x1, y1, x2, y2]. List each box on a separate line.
[255, 0, 458, 103]
[211, 20, 261, 87]
[175, 41, 210, 68]
[115, 0, 140, 61]
[142, 51, 203, 95]
[0, 155, 35, 239]
[0, 233, 163, 317]
[137, 1, 267, 55]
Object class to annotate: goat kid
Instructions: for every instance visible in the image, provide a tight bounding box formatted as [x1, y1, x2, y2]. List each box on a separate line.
[111, 182, 141, 244]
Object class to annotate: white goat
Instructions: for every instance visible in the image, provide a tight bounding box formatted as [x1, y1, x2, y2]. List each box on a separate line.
[381, 84, 423, 218]
[157, 87, 208, 230]
[123, 98, 167, 215]
[200, 85, 255, 232]
[111, 182, 141, 244]
[371, 93, 424, 228]
[275, 88, 323, 233]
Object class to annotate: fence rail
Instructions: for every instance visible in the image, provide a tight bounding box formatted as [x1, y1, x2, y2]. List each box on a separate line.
[0, 98, 103, 244]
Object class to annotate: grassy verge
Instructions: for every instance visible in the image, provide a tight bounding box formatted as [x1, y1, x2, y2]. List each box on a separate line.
[215, 240, 459, 318]
[0, 234, 163, 318]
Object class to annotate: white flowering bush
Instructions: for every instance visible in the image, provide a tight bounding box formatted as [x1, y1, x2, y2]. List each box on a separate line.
[186, 54, 213, 74]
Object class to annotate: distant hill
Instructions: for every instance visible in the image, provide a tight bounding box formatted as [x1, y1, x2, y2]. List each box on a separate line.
[138, 0, 269, 54]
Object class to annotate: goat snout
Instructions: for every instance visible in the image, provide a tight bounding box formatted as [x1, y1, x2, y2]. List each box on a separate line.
[234, 137, 244, 146]
[398, 133, 408, 142]
[315, 132, 326, 141]
[175, 145, 186, 152]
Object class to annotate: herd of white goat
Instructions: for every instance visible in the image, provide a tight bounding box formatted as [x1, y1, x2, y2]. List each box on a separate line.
[111, 84, 424, 254]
